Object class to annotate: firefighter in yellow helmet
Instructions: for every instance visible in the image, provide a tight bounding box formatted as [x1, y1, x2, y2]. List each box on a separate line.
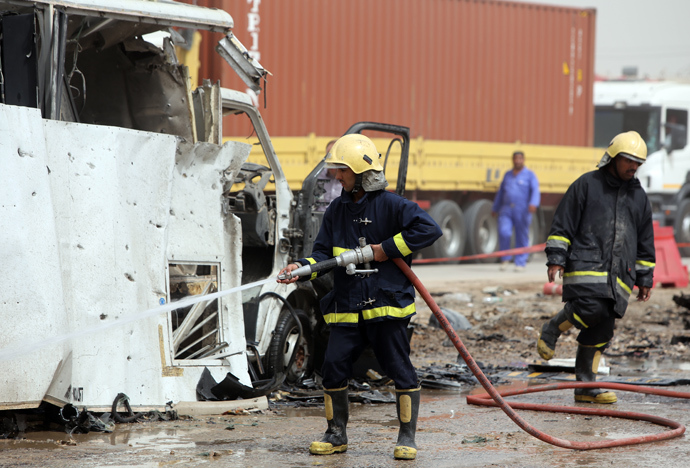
[539, 130, 655, 404]
[278, 133, 442, 459]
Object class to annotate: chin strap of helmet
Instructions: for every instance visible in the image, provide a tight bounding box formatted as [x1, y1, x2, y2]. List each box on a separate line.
[352, 172, 364, 193]
[610, 157, 623, 180]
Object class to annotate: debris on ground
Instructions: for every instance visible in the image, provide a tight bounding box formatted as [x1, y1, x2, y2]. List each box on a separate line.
[411, 280, 690, 370]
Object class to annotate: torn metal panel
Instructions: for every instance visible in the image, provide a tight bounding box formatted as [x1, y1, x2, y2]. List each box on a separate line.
[166, 139, 251, 375]
[75, 37, 195, 139]
[0, 104, 69, 410]
[192, 80, 222, 145]
[216, 32, 267, 95]
[0, 102, 253, 410]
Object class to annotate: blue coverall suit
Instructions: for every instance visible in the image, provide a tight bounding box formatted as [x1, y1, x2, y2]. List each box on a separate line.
[297, 188, 442, 390]
[492, 167, 540, 267]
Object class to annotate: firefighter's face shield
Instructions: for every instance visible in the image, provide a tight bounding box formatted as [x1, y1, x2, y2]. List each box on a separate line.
[324, 161, 349, 171]
[619, 152, 646, 165]
[597, 151, 645, 168]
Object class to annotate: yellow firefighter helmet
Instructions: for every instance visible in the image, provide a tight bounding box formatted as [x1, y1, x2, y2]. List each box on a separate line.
[324, 134, 383, 174]
[606, 131, 647, 163]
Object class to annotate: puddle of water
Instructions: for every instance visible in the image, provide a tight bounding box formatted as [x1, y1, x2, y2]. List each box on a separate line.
[0, 438, 66, 450]
[57, 426, 199, 451]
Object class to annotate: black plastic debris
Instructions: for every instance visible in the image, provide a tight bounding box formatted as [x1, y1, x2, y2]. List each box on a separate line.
[0, 417, 19, 439]
[416, 362, 504, 390]
[66, 410, 115, 434]
[111, 393, 177, 424]
[472, 333, 511, 342]
[673, 293, 690, 310]
[671, 336, 690, 345]
[197, 367, 285, 401]
[350, 390, 395, 404]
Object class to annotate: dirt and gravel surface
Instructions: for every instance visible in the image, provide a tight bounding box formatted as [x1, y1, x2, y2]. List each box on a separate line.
[410, 270, 690, 372]
[2, 256, 690, 467]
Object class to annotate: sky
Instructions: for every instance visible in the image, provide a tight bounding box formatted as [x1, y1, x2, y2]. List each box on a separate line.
[512, 0, 690, 81]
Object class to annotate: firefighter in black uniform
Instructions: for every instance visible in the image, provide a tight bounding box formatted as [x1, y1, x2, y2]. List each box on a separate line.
[278, 134, 441, 459]
[537, 130, 655, 404]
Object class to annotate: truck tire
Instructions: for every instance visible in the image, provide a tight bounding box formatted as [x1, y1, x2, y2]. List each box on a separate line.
[675, 198, 690, 257]
[464, 199, 499, 262]
[421, 200, 466, 260]
[267, 308, 313, 384]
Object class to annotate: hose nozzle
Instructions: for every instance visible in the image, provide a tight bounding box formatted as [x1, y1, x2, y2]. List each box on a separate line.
[278, 242, 377, 281]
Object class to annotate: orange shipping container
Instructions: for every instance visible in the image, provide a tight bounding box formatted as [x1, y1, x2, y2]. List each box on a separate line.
[185, 0, 595, 147]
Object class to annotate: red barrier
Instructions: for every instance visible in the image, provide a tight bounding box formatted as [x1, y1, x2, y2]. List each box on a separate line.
[653, 222, 689, 288]
[543, 282, 562, 296]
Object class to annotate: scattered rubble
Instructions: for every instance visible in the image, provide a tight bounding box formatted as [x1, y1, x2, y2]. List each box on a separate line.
[411, 280, 690, 369]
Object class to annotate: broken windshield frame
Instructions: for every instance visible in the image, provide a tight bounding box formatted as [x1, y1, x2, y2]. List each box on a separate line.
[594, 106, 662, 153]
[0, 0, 265, 128]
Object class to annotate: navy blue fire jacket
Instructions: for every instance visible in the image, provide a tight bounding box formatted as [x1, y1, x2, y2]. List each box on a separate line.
[297, 189, 442, 326]
[545, 167, 655, 317]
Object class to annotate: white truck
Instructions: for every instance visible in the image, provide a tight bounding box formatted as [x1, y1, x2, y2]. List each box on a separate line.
[593, 80, 690, 253]
[0, 0, 410, 414]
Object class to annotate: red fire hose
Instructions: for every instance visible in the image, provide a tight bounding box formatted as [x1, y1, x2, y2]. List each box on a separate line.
[413, 243, 546, 264]
[393, 257, 688, 450]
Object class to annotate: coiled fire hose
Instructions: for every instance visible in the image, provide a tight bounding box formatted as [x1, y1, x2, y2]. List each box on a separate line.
[393, 257, 689, 450]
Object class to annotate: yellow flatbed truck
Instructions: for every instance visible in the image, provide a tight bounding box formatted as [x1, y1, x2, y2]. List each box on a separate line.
[232, 133, 602, 259]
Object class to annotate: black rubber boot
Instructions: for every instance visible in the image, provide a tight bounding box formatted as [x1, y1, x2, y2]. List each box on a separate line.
[537, 308, 573, 360]
[309, 386, 349, 455]
[394, 387, 420, 460]
[574, 345, 617, 404]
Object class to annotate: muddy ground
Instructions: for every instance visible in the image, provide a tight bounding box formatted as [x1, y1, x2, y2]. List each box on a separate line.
[2, 269, 690, 467]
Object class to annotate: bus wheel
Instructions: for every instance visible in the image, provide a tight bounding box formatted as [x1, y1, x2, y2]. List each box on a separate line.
[267, 308, 313, 384]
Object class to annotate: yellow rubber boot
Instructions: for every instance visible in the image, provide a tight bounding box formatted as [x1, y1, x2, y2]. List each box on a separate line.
[394, 387, 420, 460]
[537, 308, 573, 360]
[309, 386, 349, 455]
[574, 345, 617, 404]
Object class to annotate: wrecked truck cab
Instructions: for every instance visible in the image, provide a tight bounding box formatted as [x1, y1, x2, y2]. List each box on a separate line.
[219, 87, 317, 390]
[0, 0, 285, 413]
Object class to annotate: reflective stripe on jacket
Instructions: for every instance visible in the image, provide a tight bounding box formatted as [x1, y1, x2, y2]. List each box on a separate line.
[545, 167, 655, 317]
[298, 189, 442, 326]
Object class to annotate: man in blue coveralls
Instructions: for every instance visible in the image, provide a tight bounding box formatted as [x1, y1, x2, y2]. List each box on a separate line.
[491, 150, 540, 271]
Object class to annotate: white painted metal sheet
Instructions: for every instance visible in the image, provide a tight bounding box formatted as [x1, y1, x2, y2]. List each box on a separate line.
[0, 104, 252, 409]
[0, 105, 70, 409]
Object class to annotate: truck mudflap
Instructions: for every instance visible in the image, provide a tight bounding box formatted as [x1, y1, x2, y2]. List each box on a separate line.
[196, 368, 284, 400]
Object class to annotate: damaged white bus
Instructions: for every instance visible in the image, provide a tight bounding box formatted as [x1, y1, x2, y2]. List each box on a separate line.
[0, 0, 291, 413]
[0, 0, 413, 424]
